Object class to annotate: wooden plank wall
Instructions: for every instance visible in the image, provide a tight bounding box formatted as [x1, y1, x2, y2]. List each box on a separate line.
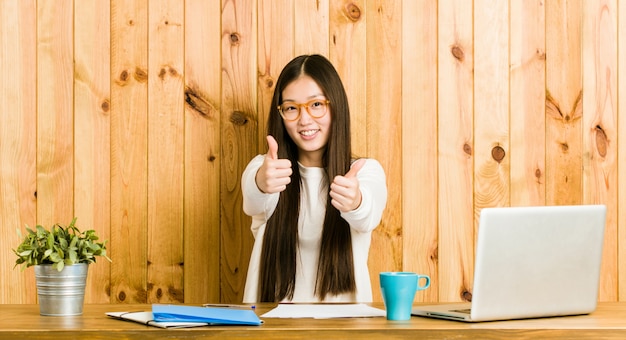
[0, 0, 623, 305]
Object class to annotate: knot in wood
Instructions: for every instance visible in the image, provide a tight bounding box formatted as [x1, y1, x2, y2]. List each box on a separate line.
[184, 86, 211, 117]
[595, 125, 608, 157]
[230, 32, 240, 45]
[168, 286, 184, 302]
[536, 48, 546, 60]
[462, 290, 473, 302]
[430, 245, 438, 261]
[345, 3, 362, 22]
[230, 111, 249, 126]
[134, 67, 148, 83]
[451, 45, 465, 61]
[491, 145, 505, 163]
[101, 99, 110, 112]
[463, 143, 472, 156]
[118, 291, 126, 302]
[119, 70, 129, 82]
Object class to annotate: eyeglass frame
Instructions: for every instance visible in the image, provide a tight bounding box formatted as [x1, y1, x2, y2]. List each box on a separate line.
[277, 99, 330, 121]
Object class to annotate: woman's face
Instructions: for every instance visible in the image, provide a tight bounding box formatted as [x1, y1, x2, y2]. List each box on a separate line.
[280, 75, 331, 167]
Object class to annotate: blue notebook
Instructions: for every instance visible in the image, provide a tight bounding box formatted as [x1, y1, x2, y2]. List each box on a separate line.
[152, 304, 263, 326]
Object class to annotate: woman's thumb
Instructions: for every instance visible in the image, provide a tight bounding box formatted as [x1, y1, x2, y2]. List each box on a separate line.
[266, 135, 279, 160]
[345, 159, 366, 178]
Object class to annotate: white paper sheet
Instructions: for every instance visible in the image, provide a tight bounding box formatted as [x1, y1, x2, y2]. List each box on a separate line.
[261, 303, 386, 319]
[106, 311, 209, 328]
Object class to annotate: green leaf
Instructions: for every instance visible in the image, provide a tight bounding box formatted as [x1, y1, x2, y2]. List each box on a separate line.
[46, 232, 54, 249]
[13, 217, 111, 270]
[49, 253, 61, 263]
[18, 250, 33, 257]
[69, 235, 78, 248]
[59, 237, 68, 249]
[68, 249, 78, 264]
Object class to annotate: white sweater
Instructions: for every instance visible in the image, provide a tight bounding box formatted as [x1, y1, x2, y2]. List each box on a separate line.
[241, 155, 387, 303]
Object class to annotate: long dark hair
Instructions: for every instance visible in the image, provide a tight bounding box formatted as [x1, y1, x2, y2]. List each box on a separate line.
[258, 54, 356, 302]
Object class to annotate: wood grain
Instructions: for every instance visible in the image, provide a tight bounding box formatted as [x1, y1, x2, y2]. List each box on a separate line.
[437, 0, 474, 303]
[330, 0, 367, 158]
[402, 0, 438, 303]
[366, 0, 402, 303]
[618, 0, 626, 302]
[36, 0, 74, 227]
[510, 0, 546, 207]
[110, 0, 149, 303]
[545, 0, 583, 206]
[582, 0, 618, 302]
[221, 0, 257, 303]
[294, 0, 329, 56]
[4, 303, 626, 339]
[183, 0, 221, 304]
[74, 0, 112, 304]
[474, 0, 510, 213]
[146, 0, 185, 304]
[0, 0, 37, 304]
[257, 0, 294, 148]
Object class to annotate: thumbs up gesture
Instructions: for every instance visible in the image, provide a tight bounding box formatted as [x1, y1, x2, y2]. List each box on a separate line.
[330, 159, 366, 212]
[255, 135, 293, 194]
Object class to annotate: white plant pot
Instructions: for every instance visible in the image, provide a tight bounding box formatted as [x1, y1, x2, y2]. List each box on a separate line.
[34, 263, 88, 316]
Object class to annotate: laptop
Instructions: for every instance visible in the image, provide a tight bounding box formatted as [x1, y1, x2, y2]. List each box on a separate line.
[412, 204, 607, 322]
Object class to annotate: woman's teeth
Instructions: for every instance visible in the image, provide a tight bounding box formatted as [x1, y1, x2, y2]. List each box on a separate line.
[300, 130, 318, 136]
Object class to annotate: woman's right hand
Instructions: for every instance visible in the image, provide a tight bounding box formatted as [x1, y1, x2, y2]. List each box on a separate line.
[255, 135, 292, 193]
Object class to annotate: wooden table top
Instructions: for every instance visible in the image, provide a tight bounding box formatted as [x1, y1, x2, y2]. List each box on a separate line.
[2, 302, 626, 339]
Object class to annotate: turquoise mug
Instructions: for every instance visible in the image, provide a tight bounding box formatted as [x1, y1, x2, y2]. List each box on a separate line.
[380, 272, 431, 321]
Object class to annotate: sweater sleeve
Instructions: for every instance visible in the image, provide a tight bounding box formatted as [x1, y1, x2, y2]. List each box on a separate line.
[241, 155, 279, 237]
[340, 158, 387, 233]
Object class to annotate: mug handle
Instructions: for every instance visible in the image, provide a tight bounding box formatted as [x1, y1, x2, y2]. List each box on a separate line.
[416, 275, 430, 290]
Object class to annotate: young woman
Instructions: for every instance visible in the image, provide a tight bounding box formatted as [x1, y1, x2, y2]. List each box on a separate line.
[241, 54, 387, 303]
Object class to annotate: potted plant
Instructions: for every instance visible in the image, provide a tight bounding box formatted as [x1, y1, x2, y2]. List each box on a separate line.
[13, 217, 111, 316]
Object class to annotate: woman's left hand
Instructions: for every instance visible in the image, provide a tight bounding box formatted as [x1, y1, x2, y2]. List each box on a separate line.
[330, 159, 366, 212]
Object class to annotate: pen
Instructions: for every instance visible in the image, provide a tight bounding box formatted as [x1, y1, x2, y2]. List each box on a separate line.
[202, 303, 256, 309]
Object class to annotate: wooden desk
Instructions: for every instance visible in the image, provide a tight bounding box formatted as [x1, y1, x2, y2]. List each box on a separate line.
[1, 303, 626, 339]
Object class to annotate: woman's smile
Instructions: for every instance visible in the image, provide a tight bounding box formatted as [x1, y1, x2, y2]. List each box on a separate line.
[299, 129, 320, 138]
